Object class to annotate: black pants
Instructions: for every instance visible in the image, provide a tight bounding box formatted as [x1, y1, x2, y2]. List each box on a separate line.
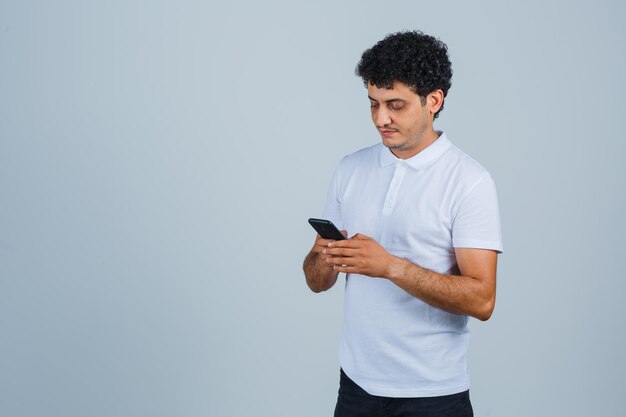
[334, 369, 473, 417]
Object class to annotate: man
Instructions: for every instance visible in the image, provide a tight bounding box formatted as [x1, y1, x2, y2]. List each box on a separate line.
[303, 31, 503, 416]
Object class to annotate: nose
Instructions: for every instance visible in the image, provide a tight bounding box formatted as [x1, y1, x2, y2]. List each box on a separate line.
[373, 107, 392, 127]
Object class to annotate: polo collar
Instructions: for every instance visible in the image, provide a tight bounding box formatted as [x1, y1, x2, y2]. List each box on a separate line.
[379, 131, 452, 170]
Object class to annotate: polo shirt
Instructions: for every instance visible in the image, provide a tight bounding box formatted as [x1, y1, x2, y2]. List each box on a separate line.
[322, 132, 503, 397]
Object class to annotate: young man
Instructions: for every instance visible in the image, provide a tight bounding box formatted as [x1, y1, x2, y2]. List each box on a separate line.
[303, 31, 503, 416]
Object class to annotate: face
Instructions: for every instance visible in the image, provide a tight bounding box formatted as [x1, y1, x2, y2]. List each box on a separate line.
[367, 81, 441, 159]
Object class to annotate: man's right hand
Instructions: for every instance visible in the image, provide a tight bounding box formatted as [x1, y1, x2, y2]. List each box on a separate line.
[303, 231, 347, 293]
[312, 231, 347, 261]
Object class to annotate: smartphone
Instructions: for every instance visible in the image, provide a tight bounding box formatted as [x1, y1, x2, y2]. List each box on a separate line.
[308, 218, 346, 240]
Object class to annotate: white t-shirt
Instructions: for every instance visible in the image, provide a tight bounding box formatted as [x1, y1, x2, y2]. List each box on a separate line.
[322, 132, 503, 397]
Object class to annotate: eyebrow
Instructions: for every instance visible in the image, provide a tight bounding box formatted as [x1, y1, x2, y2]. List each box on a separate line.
[368, 96, 406, 103]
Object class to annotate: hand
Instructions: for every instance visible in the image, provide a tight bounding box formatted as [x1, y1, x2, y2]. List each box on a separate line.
[311, 231, 348, 264]
[323, 233, 396, 278]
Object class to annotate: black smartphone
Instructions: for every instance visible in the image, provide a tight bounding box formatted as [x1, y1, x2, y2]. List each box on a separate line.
[308, 218, 346, 240]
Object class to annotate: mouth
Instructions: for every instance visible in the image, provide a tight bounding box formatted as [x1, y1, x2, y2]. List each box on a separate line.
[379, 129, 398, 138]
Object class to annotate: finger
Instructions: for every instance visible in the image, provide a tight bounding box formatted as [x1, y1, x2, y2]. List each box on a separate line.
[319, 253, 332, 261]
[315, 234, 330, 244]
[333, 265, 359, 274]
[340, 229, 348, 238]
[325, 256, 352, 265]
[352, 233, 371, 240]
[323, 247, 359, 256]
[313, 241, 337, 255]
[315, 235, 339, 247]
[328, 239, 362, 249]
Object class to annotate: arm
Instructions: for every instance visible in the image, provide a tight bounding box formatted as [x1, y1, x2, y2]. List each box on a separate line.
[387, 247, 497, 321]
[325, 234, 498, 320]
[303, 233, 345, 293]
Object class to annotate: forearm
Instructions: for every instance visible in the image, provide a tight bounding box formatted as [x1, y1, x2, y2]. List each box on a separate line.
[303, 251, 339, 293]
[386, 257, 495, 321]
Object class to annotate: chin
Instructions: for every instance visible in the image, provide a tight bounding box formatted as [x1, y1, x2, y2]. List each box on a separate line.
[382, 138, 404, 149]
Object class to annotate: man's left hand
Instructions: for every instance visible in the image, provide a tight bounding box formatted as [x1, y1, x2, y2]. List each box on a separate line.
[323, 233, 397, 278]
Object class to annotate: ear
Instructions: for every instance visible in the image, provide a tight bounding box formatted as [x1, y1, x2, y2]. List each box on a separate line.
[427, 90, 445, 116]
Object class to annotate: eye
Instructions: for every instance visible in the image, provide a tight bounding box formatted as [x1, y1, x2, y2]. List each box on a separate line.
[369, 102, 379, 108]
[389, 102, 405, 111]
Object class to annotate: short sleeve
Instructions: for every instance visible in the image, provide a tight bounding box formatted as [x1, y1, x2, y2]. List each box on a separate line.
[321, 161, 344, 230]
[452, 173, 503, 253]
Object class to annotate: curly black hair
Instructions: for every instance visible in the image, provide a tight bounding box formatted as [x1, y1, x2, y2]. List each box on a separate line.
[356, 31, 452, 119]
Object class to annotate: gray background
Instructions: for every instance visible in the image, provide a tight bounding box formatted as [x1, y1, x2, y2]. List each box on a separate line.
[1, 0, 625, 416]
